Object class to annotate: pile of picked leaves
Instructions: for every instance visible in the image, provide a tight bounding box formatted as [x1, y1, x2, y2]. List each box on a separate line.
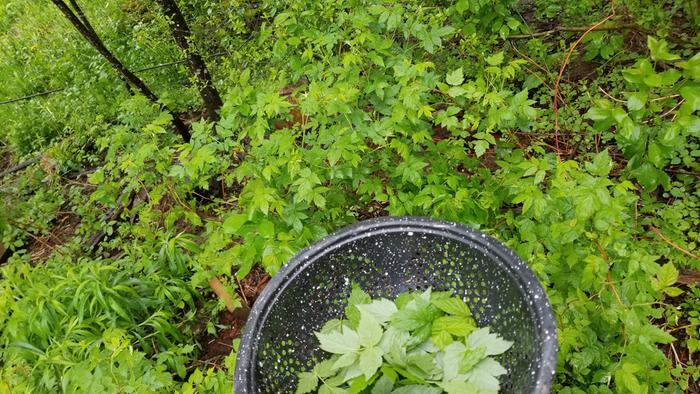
[297, 286, 513, 393]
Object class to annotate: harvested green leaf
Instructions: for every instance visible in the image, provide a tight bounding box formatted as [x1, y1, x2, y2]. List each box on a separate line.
[296, 287, 512, 393]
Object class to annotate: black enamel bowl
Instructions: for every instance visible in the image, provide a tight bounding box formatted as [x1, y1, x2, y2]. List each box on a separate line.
[234, 217, 557, 393]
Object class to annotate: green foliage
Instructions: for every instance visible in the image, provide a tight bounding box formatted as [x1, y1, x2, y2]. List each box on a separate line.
[297, 287, 511, 394]
[180, 348, 239, 394]
[0, 0, 698, 392]
[0, 257, 196, 392]
[587, 38, 700, 191]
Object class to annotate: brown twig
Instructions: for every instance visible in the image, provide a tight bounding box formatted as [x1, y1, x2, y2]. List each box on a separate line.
[553, 1, 617, 160]
[670, 343, 684, 367]
[509, 40, 552, 75]
[660, 99, 684, 119]
[668, 322, 700, 333]
[651, 94, 681, 102]
[235, 275, 250, 308]
[509, 42, 568, 106]
[594, 239, 625, 307]
[509, 23, 648, 39]
[6, 219, 65, 260]
[648, 226, 700, 260]
[642, 99, 685, 124]
[597, 86, 625, 103]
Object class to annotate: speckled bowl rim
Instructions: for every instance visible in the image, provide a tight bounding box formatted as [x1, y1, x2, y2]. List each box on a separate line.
[234, 216, 557, 393]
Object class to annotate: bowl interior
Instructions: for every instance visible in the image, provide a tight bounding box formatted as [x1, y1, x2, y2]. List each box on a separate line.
[242, 225, 553, 393]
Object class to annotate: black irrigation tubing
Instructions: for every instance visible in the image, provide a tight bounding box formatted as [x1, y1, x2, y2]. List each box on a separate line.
[0, 50, 231, 106]
[0, 88, 66, 105]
